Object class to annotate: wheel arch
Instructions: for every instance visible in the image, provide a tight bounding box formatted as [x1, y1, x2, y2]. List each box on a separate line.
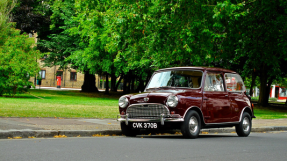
[183, 106, 206, 125]
[240, 106, 253, 122]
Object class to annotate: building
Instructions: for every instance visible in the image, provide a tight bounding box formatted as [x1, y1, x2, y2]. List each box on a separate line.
[270, 85, 287, 102]
[28, 32, 103, 89]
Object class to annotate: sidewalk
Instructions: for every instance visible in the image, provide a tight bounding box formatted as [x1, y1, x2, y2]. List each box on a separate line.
[33, 86, 105, 91]
[1, 117, 287, 139]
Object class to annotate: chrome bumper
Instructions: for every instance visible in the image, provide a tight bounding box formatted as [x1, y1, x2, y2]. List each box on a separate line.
[117, 114, 184, 126]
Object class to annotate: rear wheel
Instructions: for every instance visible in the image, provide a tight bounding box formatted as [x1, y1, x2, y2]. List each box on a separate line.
[120, 122, 139, 137]
[236, 112, 252, 137]
[181, 110, 201, 139]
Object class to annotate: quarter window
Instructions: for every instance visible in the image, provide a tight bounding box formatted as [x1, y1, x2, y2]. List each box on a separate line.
[204, 73, 224, 92]
[225, 73, 245, 92]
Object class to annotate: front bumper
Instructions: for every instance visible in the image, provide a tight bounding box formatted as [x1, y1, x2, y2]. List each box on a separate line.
[117, 114, 184, 126]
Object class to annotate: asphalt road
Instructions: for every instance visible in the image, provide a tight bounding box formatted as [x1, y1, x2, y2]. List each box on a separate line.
[1, 132, 286, 161]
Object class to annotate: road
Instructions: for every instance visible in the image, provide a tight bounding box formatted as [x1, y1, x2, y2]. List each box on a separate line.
[1, 132, 286, 161]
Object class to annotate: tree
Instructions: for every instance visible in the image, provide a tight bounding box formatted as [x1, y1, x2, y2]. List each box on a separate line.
[39, 0, 99, 92]
[0, 0, 40, 96]
[12, 0, 53, 50]
[212, 0, 287, 106]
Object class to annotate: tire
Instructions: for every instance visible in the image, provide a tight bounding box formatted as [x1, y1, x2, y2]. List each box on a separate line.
[181, 110, 201, 139]
[236, 112, 252, 137]
[120, 122, 139, 137]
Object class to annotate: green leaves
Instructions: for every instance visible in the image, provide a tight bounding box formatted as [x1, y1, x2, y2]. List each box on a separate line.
[0, 27, 40, 96]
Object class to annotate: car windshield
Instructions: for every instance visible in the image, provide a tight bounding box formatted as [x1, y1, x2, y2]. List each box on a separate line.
[146, 70, 203, 90]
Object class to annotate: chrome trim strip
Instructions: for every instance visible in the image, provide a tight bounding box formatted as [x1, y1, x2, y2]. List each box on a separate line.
[204, 121, 240, 125]
[117, 116, 184, 123]
[128, 103, 169, 108]
[239, 106, 252, 122]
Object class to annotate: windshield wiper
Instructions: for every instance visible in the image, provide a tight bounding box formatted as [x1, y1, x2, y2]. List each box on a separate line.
[146, 87, 160, 91]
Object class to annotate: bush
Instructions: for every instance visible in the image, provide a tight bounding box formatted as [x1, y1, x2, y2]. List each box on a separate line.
[0, 27, 40, 96]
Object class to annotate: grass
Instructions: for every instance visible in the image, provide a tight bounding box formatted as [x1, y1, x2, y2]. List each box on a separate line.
[0, 89, 287, 119]
[254, 105, 287, 119]
[0, 89, 121, 119]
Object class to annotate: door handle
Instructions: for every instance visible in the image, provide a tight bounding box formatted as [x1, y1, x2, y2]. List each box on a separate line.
[203, 97, 209, 100]
[225, 95, 228, 97]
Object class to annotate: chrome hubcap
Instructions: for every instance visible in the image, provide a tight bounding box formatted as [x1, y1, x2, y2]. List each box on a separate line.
[189, 116, 198, 134]
[243, 117, 250, 132]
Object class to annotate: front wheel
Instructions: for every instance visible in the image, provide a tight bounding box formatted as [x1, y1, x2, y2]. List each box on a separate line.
[236, 112, 252, 137]
[120, 122, 139, 137]
[181, 110, 201, 139]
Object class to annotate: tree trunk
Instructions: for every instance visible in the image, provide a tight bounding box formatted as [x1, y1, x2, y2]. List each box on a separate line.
[258, 65, 269, 106]
[249, 69, 257, 97]
[105, 73, 109, 94]
[115, 75, 123, 91]
[130, 75, 135, 93]
[123, 73, 131, 94]
[136, 77, 144, 92]
[81, 71, 98, 92]
[110, 74, 117, 92]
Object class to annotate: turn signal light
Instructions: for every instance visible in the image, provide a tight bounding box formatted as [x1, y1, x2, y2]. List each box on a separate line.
[121, 111, 125, 115]
[171, 111, 175, 114]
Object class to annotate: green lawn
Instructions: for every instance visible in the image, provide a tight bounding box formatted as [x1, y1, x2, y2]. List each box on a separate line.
[0, 90, 120, 118]
[0, 89, 286, 119]
[254, 106, 287, 119]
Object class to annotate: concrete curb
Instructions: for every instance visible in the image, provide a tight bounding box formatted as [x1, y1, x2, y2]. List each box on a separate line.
[0, 130, 122, 139]
[1, 127, 286, 139]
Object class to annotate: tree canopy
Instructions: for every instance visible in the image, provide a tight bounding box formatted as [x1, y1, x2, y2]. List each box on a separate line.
[8, 0, 287, 105]
[0, 0, 40, 96]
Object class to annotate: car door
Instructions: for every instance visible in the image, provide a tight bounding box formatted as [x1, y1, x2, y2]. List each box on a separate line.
[202, 72, 231, 123]
[224, 73, 246, 122]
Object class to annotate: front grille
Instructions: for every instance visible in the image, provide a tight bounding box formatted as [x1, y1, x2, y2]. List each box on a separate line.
[126, 104, 170, 118]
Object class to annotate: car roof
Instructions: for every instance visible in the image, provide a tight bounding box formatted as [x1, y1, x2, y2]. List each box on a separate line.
[156, 66, 236, 73]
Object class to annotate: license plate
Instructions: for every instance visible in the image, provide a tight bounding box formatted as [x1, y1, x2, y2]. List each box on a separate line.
[132, 123, 158, 129]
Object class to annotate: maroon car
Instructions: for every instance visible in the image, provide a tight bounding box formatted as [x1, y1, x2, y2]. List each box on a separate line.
[117, 67, 255, 138]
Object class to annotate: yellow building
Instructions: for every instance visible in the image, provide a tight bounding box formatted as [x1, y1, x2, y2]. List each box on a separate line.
[28, 33, 102, 89]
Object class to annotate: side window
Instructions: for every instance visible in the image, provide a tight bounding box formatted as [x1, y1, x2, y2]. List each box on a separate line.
[204, 73, 224, 92]
[225, 73, 245, 92]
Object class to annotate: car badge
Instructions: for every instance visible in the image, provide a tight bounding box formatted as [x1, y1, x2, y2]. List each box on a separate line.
[144, 97, 149, 102]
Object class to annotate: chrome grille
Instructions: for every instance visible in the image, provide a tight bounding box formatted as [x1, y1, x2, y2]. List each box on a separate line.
[127, 104, 169, 118]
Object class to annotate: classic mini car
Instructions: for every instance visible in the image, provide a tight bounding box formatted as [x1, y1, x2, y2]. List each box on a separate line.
[117, 67, 255, 138]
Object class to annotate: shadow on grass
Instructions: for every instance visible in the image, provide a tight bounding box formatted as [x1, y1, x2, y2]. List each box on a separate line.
[29, 89, 123, 99]
[0, 95, 37, 99]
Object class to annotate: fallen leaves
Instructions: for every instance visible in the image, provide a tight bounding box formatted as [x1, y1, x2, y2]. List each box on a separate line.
[53, 135, 67, 138]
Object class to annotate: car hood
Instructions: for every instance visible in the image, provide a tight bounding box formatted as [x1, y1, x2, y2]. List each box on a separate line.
[129, 90, 185, 104]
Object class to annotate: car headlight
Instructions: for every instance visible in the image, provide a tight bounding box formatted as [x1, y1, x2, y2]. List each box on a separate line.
[119, 96, 129, 108]
[166, 95, 178, 108]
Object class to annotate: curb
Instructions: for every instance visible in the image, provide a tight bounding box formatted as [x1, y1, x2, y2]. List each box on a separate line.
[0, 130, 122, 139]
[1, 127, 287, 139]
